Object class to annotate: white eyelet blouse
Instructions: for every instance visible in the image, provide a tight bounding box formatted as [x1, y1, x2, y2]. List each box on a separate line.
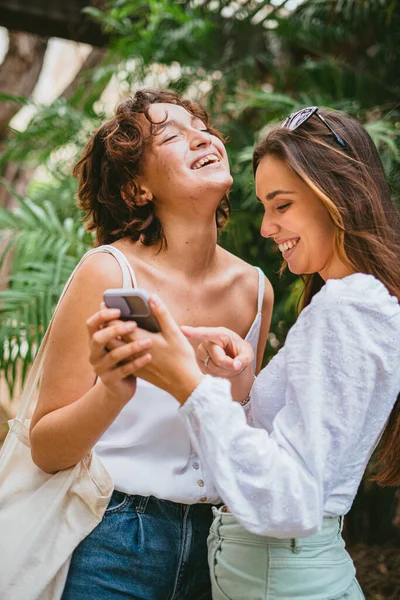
[180, 273, 400, 537]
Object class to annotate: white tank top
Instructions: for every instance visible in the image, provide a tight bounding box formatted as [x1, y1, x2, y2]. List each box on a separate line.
[92, 245, 265, 504]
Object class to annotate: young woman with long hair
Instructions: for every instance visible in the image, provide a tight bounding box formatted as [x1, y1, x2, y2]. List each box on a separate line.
[29, 89, 273, 600]
[103, 107, 400, 599]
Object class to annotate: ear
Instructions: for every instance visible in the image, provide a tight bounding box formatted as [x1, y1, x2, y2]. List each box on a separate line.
[135, 180, 154, 206]
[121, 179, 154, 206]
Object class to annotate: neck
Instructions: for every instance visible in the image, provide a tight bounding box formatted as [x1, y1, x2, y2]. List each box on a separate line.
[136, 210, 220, 278]
[319, 256, 354, 281]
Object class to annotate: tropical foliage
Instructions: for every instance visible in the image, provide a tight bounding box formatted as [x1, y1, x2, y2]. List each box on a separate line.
[0, 0, 399, 397]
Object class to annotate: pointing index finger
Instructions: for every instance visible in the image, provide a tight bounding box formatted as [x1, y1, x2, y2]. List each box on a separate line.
[181, 326, 234, 349]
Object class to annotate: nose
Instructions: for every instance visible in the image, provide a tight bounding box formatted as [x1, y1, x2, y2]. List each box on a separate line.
[190, 128, 211, 149]
[260, 212, 279, 239]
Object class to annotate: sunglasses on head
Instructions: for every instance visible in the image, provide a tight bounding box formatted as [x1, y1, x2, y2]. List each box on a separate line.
[281, 106, 347, 149]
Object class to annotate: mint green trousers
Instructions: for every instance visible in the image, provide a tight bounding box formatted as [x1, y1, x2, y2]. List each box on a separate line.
[208, 508, 365, 600]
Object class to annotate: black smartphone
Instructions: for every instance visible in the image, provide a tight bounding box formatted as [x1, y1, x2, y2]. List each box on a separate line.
[103, 288, 160, 333]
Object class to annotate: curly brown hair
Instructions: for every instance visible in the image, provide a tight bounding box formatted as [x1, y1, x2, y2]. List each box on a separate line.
[73, 89, 231, 247]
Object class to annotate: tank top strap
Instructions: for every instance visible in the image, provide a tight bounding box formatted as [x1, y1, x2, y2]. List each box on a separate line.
[83, 245, 138, 289]
[254, 266, 265, 313]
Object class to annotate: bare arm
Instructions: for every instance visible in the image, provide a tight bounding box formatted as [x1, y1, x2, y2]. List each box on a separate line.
[29, 253, 148, 473]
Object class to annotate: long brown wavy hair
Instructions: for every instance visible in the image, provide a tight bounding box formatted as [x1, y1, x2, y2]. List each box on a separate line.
[253, 108, 400, 486]
[73, 89, 230, 248]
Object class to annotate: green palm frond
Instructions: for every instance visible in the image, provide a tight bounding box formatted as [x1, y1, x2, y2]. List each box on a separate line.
[0, 99, 103, 168]
[0, 259, 77, 395]
[0, 181, 93, 396]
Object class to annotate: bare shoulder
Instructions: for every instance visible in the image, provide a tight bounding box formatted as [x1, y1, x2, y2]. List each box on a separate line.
[32, 250, 133, 422]
[48, 249, 134, 350]
[46, 249, 133, 358]
[70, 250, 126, 290]
[61, 249, 135, 306]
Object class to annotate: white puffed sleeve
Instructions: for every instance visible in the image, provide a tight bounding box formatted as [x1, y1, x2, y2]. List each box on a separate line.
[180, 293, 388, 538]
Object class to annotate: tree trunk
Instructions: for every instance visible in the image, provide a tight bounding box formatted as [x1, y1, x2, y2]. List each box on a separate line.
[0, 31, 48, 211]
[0, 31, 48, 143]
[61, 47, 107, 101]
[0, 33, 107, 289]
[0, 34, 107, 210]
[0, 31, 49, 294]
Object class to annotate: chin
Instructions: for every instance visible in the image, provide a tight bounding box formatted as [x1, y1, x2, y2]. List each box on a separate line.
[201, 175, 232, 194]
[287, 262, 304, 276]
[224, 171, 233, 185]
[208, 169, 232, 183]
[221, 172, 234, 189]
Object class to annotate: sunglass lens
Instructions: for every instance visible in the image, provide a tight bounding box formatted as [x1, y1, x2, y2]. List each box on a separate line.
[283, 106, 318, 130]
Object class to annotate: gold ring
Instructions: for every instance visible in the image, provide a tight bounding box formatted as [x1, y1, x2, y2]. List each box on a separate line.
[204, 355, 211, 368]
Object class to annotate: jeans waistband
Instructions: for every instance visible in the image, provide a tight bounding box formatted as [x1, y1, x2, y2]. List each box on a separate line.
[112, 490, 215, 516]
[211, 507, 344, 550]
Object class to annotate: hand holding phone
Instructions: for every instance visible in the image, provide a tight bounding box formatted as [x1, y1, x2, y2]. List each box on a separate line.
[103, 288, 160, 333]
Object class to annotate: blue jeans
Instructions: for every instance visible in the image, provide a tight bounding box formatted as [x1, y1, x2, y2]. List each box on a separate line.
[62, 491, 213, 600]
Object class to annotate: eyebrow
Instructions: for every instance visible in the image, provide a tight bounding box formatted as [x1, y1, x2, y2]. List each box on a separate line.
[152, 116, 204, 135]
[256, 190, 296, 202]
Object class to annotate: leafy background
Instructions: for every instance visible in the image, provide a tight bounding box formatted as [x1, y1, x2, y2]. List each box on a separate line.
[0, 1, 399, 596]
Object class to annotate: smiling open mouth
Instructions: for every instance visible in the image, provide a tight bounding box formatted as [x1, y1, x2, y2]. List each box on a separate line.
[278, 238, 300, 258]
[191, 154, 220, 170]
[278, 239, 299, 253]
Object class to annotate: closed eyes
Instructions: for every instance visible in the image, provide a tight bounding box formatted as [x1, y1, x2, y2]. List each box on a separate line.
[276, 202, 292, 211]
[163, 134, 178, 143]
[162, 128, 210, 144]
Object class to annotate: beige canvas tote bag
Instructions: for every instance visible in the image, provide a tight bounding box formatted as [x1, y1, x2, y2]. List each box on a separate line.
[0, 245, 134, 600]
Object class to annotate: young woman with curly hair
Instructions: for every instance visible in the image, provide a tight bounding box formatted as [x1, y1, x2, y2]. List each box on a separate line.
[29, 89, 273, 600]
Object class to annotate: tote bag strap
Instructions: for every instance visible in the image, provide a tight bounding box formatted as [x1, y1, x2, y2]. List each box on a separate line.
[15, 245, 136, 423]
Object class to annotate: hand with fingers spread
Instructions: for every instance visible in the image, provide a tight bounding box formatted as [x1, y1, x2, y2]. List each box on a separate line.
[86, 306, 152, 404]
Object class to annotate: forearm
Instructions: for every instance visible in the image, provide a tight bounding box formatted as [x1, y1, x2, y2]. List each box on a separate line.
[30, 381, 128, 473]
